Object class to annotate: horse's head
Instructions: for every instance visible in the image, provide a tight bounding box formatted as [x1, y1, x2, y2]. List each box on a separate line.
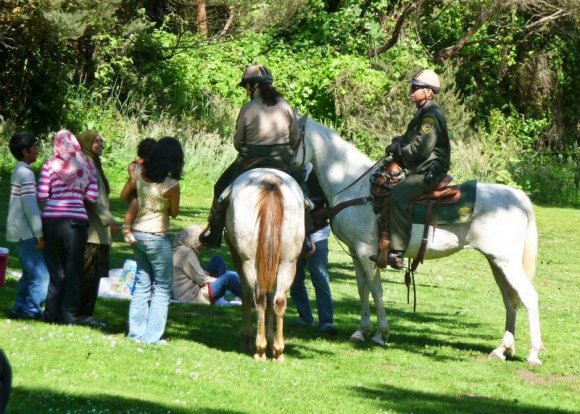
[292, 114, 313, 169]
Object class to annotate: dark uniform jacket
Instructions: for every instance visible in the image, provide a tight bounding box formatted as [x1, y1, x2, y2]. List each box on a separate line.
[396, 100, 450, 179]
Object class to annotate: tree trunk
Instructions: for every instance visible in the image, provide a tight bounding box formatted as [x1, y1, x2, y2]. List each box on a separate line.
[197, 0, 208, 38]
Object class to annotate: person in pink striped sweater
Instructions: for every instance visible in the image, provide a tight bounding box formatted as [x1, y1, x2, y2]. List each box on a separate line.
[38, 129, 99, 324]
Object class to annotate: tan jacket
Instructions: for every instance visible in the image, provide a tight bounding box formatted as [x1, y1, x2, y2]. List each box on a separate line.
[85, 170, 115, 245]
[172, 245, 216, 304]
[233, 96, 298, 151]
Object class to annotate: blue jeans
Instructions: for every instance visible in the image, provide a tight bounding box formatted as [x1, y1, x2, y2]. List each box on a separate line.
[12, 238, 49, 318]
[203, 255, 226, 277]
[128, 232, 173, 344]
[209, 271, 242, 303]
[290, 238, 334, 327]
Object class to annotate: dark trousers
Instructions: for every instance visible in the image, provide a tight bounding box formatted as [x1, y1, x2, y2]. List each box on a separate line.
[43, 218, 88, 324]
[388, 173, 438, 251]
[79, 243, 110, 317]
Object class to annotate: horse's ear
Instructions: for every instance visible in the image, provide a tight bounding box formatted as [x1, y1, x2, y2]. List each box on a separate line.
[296, 112, 308, 135]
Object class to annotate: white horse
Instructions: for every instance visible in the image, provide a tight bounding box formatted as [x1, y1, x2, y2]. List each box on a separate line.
[294, 118, 543, 365]
[223, 168, 305, 361]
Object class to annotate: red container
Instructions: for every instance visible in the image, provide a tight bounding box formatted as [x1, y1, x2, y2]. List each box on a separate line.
[0, 249, 8, 287]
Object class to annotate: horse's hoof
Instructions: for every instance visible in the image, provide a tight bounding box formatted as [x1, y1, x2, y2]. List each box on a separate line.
[527, 356, 542, 366]
[253, 353, 267, 361]
[370, 334, 385, 346]
[272, 354, 285, 363]
[488, 348, 506, 361]
[349, 330, 366, 343]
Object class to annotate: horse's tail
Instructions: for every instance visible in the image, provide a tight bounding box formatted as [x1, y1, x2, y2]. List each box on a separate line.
[256, 176, 284, 295]
[522, 197, 538, 281]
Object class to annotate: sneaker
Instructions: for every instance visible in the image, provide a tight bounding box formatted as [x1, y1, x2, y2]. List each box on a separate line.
[320, 323, 338, 336]
[294, 318, 315, 328]
[8, 311, 42, 321]
[76, 316, 106, 329]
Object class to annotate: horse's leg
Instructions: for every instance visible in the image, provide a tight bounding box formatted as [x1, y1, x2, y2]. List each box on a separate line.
[237, 261, 254, 352]
[367, 265, 389, 346]
[272, 293, 288, 362]
[487, 259, 518, 361]
[489, 258, 543, 365]
[266, 292, 275, 358]
[350, 254, 372, 343]
[254, 292, 268, 361]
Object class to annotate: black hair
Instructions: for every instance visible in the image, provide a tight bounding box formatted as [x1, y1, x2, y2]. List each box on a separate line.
[144, 137, 184, 182]
[9, 132, 38, 161]
[137, 137, 157, 159]
[256, 83, 282, 107]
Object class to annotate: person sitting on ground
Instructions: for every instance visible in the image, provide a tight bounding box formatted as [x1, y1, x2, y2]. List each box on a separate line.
[122, 137, 156, 244]
[173, 225, 242, 305]
[200, 64, 299, 249]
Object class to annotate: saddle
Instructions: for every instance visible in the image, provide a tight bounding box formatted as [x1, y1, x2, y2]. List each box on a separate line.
[370, 159, 464, 271]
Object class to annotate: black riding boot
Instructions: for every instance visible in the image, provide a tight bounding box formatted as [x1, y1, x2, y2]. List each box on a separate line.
[370, 250, 405, 270]
[200, 199, 225, 249]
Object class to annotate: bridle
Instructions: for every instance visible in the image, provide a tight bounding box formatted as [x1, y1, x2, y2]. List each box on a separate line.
[293, 118, 383, 200]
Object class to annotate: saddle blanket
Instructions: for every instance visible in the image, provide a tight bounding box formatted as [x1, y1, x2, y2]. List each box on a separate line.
[411, 180, 477, 225]
[406, 180, 477, 258]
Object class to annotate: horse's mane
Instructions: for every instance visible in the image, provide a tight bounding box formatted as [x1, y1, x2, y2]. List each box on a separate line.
[306, 119, 376, 179]
[306, 119, 374, 168]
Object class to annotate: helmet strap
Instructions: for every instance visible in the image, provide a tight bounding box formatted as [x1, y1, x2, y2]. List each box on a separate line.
[247, 84, 256, 99]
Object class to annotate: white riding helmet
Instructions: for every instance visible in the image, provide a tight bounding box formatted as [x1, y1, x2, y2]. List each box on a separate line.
[410, 69, 441, 93]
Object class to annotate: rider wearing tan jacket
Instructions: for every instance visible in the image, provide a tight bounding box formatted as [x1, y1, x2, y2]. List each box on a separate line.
[201, 65, 298, 249]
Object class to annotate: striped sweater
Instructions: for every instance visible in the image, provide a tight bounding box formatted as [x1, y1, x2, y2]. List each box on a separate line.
[6, 162, 44, 242]
[37, 162, 99, 221]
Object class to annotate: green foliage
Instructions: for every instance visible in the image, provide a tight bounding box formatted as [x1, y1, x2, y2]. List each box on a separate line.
[513, 148, 580, 206]
[0, 0, 578, 205]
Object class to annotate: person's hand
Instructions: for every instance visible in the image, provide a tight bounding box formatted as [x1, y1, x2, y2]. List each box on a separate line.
[386, 139, 402, 156]
[109, 221, 119, 236]
[128, 162, 138, 181]
[36, 237, 45, 251]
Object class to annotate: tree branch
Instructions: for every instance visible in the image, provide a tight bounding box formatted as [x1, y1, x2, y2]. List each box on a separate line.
[435, 2, 504, 61]
[217, 5, 236, 38]
[367, 0, 426, 57]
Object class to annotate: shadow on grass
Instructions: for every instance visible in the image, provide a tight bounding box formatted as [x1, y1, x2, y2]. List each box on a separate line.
[10, 386, 244, 414]
[1, 274, 499, 362]
[348, 383, 574, 414]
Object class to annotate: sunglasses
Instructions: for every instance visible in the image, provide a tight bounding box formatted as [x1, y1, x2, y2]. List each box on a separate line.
[410, 85, 424, 93]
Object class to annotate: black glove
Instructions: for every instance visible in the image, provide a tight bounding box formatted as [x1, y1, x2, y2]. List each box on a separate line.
[386, 139, 402, 157]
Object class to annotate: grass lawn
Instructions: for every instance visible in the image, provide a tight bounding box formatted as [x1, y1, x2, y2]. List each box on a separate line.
[0, 172, 578, 413]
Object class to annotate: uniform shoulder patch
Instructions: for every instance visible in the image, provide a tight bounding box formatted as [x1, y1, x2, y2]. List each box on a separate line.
[420, 117, 435, 134]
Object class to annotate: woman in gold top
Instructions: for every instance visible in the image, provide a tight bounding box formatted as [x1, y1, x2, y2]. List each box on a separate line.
[120, 137, 184, 345]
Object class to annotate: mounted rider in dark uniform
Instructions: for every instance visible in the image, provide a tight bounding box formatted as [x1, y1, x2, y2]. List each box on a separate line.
[371, 69, 451, 269]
